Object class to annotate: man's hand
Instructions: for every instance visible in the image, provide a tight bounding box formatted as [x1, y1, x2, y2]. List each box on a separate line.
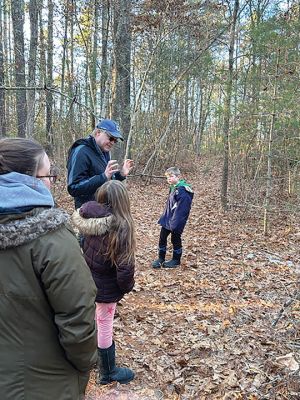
[120, 159, 134, 177]
[104, 160, 119, 180]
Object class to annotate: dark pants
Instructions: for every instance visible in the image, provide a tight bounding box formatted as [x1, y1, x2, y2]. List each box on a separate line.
[159, 227, 182, 252]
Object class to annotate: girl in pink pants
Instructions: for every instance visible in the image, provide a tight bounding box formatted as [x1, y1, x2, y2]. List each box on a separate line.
[72, 180, 136, 385]
[95, 303, 116, 349]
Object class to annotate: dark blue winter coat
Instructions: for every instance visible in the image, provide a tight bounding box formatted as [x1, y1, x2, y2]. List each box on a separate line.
[158, 180, 193, 234]
[67, 135, 125, 208]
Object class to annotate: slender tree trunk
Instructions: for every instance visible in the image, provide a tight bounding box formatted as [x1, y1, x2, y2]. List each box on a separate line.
[90, 0, 99, 126]
[111, 0, 131, 160]
[27, 0, 39, 138]
[263, 49, 280, 235]
[46, 0, 54, 152]
[74, 1, 95, 129]
[0, 0, 6, 137]
[38, 7, 46, 86]
[220, 0, 239, 210]
[59, 1, 68, 119]
[100, 0, 109, 117]
[184, 76, 189, 130]
[67, 1, 74, 129]
[3, 0, 10, 132]
[195, 83, 203, 155]
[11, 0, 27, 137]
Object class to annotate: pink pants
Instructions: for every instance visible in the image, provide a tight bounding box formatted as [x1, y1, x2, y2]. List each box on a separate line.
[95, 302, 117, 349]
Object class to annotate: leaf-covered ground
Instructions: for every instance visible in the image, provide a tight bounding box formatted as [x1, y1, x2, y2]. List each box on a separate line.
[55, 163, 300, 400]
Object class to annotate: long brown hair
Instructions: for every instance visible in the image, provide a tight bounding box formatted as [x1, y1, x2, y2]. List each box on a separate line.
[0, 138, 45, 176]
[95, 180, 136, 265]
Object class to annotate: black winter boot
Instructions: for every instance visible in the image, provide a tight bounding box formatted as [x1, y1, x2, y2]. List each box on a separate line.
[163, 248, 182, 268]
[151, 258, 165, 268]
[97, 342, 134, 385]
[151, 248, 166, 269]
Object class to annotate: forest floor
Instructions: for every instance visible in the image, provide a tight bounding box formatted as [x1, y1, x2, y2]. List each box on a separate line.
[55, 160, 300, 400]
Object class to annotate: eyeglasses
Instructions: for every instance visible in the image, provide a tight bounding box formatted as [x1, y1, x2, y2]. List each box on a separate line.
[99, 128, 119, 143]
[103, 131, 118, 143]
[36, 167, 59, 184]
[36, 174, 58, 184]
[108, 135, 118, 143]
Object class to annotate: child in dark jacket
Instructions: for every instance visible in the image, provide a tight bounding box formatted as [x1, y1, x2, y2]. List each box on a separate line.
[72, 180, 135, 385]
[152, 167, 193, 268]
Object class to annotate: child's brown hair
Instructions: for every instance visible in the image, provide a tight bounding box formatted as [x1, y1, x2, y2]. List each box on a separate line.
[95, 180, 136, 266]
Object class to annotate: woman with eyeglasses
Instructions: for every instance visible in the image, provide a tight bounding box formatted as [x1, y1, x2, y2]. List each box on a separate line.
[0, 138, 97, 400]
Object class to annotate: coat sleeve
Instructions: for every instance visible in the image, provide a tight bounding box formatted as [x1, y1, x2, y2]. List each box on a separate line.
[67, 146, 107, 197]
[114, 171, 126, 182]
[33, 225, 98, 373]
[169, 189, 193, 233]
[116, 260, 135, 294]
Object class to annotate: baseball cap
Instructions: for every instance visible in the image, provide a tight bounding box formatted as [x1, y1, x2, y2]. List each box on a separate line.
[96, 119, 124, 141]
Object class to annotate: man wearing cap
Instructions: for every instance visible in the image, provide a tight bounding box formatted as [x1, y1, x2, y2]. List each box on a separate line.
[67, 119, 134, 209]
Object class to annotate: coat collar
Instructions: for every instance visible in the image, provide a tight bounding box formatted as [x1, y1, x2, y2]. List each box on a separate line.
[72, 210, 113, 236]
[0, 208, 69, 250]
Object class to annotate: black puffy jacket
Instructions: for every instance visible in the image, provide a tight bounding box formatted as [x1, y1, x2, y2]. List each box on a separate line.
[72, 201, 135, 303]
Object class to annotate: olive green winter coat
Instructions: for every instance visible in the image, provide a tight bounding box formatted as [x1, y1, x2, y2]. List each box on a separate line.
[0, 207, 98, 400]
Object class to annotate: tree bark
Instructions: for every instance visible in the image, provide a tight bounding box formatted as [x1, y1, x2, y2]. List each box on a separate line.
[90, 0, 99, 126]
[11, 0, 27, 137]
[100, 0, 109, 117]
[59, 0, 68, 119]
[0, 0, 6, 137]
[220, 0, 239, 210]
[263, 49, 280, 235]
[66, 0, 74, 129]
[27, 0, 39, 138]
[38, 7, 46, 86]
[111, 0, 131, 159]
[46, 0, 54, 153]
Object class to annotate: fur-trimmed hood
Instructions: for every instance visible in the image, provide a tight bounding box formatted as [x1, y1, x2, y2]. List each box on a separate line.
[72, 209, 112, 236]
[0, 208, 69, 250]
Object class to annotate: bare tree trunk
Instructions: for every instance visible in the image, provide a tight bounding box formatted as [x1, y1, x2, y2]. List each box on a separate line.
[111, 0, 131, 160]
[73, 1, 96, 129]
[59, 1, 68, 119]
[3, 0, 10, 133]
[100, 0, 109, 117]
[67, 1, 74, 129]
[195, 78, 215, 156]
[11, 0, 27, 137]
[263, 49, 280, 235]
[27, 0, 39, 138]
[0, 0, 6, 137]
[38, 7, 46, 86]
[220, 0, 239, 210]
[46, 0, 54, 153]
[90, 0, 99, 126]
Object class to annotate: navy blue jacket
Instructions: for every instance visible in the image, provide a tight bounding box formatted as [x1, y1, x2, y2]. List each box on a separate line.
[158, 181, 193, 234]
[67, 135, 125, 208]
